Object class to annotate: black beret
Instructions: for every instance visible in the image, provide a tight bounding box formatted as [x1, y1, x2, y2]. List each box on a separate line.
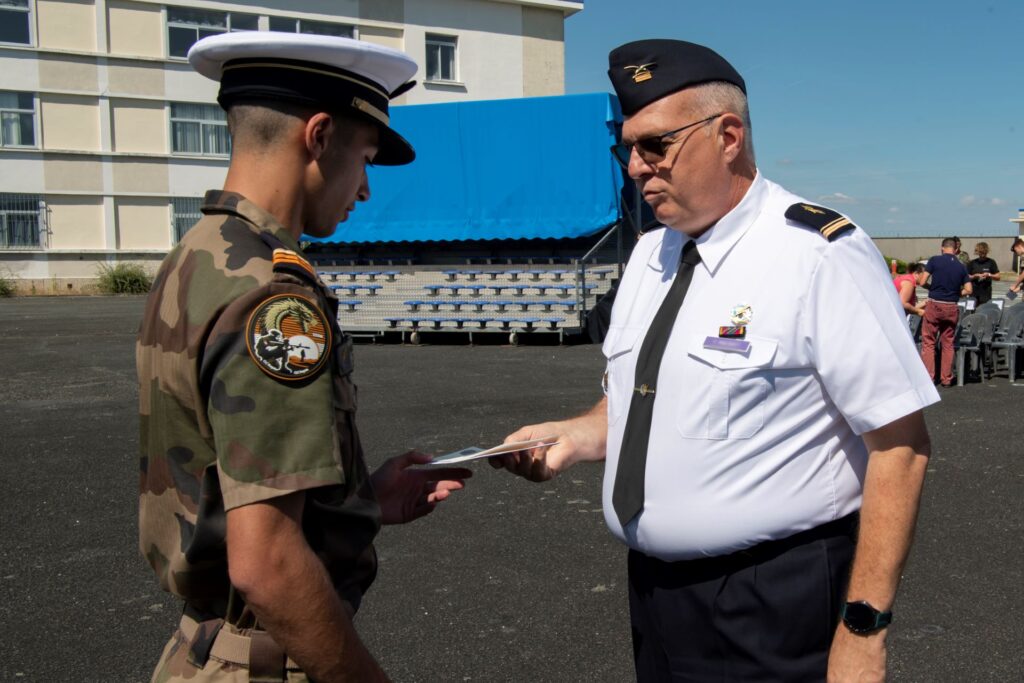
[608, 39, 745, 116]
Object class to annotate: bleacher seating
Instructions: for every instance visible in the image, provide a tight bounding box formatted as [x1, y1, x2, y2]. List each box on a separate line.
[312, 263, 615, 341]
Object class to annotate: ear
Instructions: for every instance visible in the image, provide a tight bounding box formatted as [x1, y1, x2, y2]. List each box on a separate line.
[303, 112, 334, 161]
[717, 112, 745, 163]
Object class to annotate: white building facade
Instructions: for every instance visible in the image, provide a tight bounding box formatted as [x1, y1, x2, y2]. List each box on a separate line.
[0, 0, 582, 292]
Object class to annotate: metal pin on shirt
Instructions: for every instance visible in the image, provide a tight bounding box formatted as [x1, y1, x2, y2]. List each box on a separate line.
[634, 383, 655, 397]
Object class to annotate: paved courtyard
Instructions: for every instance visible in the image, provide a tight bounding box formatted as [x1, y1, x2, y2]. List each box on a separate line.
[0, 296, 1021, 681]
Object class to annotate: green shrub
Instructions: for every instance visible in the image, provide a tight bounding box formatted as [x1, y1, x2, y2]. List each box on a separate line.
[882, 255, 909, 274]
[96, 262, 153, 295]
[0, 273, 14, 297]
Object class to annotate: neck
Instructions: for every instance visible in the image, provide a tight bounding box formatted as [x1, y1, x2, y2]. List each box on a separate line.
[691, 166, 756, 238]
[223, 152, 307, 242]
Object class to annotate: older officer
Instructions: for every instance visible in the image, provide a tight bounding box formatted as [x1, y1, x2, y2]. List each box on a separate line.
[495, 39, 937, 682]
[137, 33, 470, 682]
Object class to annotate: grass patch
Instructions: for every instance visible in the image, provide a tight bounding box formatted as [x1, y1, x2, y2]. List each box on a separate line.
[96, 262, 153, 295]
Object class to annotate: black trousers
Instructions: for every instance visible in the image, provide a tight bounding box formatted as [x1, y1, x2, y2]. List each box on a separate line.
[627, 515, 857, 683]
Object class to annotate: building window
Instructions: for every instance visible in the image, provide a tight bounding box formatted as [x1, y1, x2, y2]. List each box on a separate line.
[0, 91, 35, 147]
[167, 7, 258, 59]
[0, 193, 42, 249]
[171, 197, 203, 243]
[268, 16, 354, 38]
[170, 103, 229, 156]
[425, 34, 457, 82]
[0, 0, 32, 46]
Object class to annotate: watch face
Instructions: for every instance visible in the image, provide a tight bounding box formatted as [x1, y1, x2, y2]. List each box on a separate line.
[843, 601, 881, 633]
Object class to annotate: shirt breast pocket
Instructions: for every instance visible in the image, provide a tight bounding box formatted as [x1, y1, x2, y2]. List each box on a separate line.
[603, 325, 645, 427]
[678, 334, 778, 440]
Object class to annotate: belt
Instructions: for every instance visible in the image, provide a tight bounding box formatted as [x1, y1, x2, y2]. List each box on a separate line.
[633, 513, 859, 577]
[928, 299, 959, 305]
[178, 610, 301, 676]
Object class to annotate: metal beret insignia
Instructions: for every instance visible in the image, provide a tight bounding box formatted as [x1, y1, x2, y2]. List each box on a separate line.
[246, 294, 332, 382]
[784, 203, 855, 241]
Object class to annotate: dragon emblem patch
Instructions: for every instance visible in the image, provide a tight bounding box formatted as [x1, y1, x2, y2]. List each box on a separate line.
[246, 294, 332, 381]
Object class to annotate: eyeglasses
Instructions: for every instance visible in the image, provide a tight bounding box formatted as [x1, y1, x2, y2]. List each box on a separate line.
[610, 113, 724, 169]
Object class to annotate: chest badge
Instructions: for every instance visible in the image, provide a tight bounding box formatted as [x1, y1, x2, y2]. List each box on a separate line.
[730, 303, 753, 326]
[246, 294, 332, 381]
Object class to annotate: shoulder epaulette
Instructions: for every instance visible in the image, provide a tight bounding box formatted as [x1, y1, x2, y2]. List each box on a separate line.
[784, 203, 855, 241]
[271, 248, 318, 281]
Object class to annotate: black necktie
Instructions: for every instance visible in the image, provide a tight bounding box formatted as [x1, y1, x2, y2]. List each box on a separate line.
[612, 240, 702, 528]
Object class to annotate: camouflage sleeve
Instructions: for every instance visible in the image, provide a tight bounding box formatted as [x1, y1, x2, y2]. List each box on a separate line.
[201, 280, 343, 511]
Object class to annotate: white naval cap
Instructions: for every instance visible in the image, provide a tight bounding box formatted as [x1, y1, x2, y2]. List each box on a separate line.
[188, 31, 419, 165]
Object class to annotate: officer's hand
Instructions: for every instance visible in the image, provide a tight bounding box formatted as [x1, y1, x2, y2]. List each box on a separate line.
[827, 625, 887, 683]
[488, 422, 583, 482]
[371, 451, 472, 525]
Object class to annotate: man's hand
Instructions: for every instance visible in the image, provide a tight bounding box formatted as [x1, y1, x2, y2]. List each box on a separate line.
[489, 398, 608, 482]
[914, 306, 925, 317]
[371, 451, 471, 525]
[827, 627, 887, 683]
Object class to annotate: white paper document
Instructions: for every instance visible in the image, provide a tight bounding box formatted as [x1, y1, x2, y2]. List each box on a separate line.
[428, 438, 559, 465]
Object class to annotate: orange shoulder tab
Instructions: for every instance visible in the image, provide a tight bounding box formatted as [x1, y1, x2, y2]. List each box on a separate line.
[272, 248, 317, 280]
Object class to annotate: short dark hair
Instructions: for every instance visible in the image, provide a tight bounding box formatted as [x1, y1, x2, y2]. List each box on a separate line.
[911, 263, 926, 274]
[227, 99, 364, 151]
[941, 238, 957, 248]
[1013, 238, 1024, 250]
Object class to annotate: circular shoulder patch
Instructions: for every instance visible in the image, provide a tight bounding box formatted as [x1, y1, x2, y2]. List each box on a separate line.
[246, 294, 333, 381]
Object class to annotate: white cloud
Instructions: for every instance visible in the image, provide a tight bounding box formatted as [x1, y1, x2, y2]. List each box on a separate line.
[889, 206, 901, 213]
[960, 195, 1006, 208]
[818, 192, 855, 205]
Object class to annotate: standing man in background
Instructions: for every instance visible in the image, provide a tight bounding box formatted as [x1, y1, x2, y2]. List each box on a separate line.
[967, 242, 1000, 306]
[921, 239, 972, 386]
[494, 38, 937, 683]
[137, 33, 470, 682]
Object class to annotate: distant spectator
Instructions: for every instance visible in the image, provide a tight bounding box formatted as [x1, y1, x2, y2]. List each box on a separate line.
[967, 242, 1000, 305]
[1009, 238, 1024, 295]
[952, 236, 970, 266]
[921, 238, 972, 387]
[893, 263, 927, 317]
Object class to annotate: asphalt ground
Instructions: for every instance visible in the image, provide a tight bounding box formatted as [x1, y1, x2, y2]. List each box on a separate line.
[0, 296, 1021, 682]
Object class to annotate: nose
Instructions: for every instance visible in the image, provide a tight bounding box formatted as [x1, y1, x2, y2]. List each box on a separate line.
[357, 168, 371, 203]
[627, 147, 654, 181]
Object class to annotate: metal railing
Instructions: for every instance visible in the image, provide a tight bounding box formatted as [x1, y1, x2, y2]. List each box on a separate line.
[0, 193, 45, 250]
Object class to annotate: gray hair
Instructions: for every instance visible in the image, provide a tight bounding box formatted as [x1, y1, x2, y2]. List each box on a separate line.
[688, 81, 754, 162]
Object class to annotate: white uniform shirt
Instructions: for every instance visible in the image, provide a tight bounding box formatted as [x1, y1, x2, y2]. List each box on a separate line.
[602, 173, 939, 561]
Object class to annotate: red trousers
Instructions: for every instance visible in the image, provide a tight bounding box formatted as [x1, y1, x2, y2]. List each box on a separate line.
[921, 300, 959, 385]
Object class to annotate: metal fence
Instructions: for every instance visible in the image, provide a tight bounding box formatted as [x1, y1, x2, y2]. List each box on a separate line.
[0, 193, 44, 249]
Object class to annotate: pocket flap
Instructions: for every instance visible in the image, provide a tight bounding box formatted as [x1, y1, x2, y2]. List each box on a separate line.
[602, 325, 645, 359]
[686, 333, 778, 369]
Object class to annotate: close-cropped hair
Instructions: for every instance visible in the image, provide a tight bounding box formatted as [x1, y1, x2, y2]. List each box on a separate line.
[688, 81, 754, 162]
[227, 99, 361, 152]
[1012, 238, 1024, 250]
[941, 238, 957, 249]
[912, 262, 927, 274]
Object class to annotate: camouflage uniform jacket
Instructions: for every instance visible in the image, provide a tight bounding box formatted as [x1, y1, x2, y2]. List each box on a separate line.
[137, 190, 380, 625]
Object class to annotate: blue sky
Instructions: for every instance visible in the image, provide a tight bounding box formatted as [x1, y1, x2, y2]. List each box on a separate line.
[563, 1, 1024, 237]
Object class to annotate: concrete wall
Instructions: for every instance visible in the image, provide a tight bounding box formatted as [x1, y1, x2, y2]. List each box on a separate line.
[521, 6, 564, 96]
[40, 95, 102, 151]
[47, 195, 106, 249]
[37, 0, 98, 52]
[873, 237, 1019, 268]
[107, 0, 164, 58]
[116, 198, 171, 250]
[112, 99, 168, 153]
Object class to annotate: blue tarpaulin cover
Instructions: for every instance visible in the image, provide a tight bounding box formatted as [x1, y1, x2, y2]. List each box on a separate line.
[310, 93, 623, 244]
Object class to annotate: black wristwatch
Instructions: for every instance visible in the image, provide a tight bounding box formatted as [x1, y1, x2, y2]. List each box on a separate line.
[841, 601, 892, 634]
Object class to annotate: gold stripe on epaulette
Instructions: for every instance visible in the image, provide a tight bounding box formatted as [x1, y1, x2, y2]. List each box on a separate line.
[821, 218, 851, 239]
[272, 248, 316, 277]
